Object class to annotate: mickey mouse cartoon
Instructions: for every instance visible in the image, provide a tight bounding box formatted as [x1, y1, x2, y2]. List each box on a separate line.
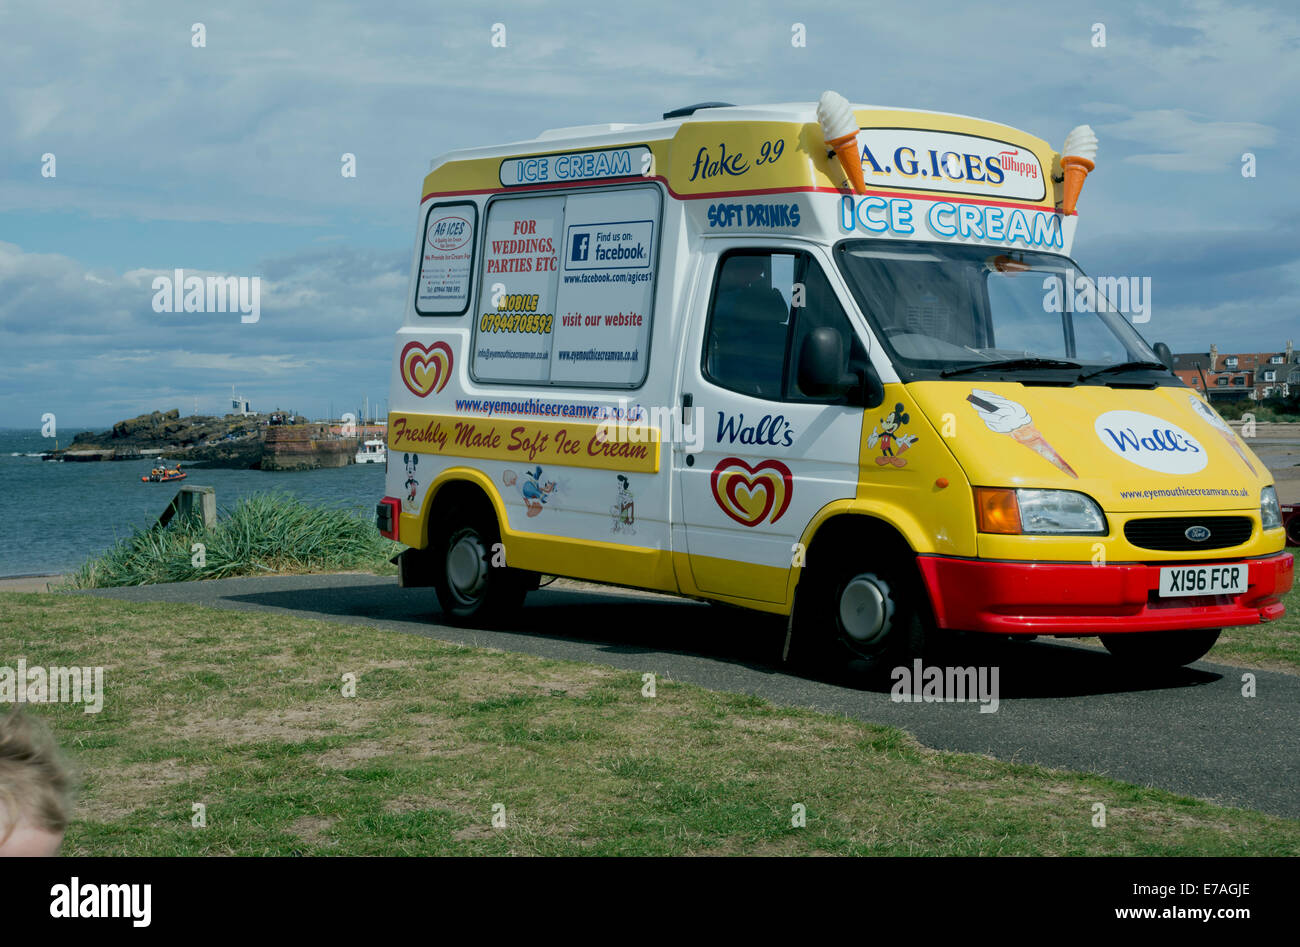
[402, 453, 420, 509]
[867, 403, 918, 467]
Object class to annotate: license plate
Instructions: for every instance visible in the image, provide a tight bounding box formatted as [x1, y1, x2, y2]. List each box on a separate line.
[1159, 564, 1248, 598]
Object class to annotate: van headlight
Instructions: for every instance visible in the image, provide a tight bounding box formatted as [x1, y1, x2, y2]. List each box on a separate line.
[1261, 485, 1282, 530]
[975, 488, 1107, 535]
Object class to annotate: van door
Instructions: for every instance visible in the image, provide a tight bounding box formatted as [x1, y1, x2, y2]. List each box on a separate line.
[672, 243, 867, 604]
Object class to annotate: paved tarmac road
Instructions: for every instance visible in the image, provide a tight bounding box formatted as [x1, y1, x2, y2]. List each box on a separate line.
[85, 573, 1299, 818]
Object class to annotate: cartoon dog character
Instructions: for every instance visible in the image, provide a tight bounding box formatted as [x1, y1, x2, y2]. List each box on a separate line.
[867, 403, 918, 467]
[402, 453, 420, 509]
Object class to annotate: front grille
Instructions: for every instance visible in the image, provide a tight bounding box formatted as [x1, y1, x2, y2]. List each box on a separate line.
[1124, 516, 1253, 551]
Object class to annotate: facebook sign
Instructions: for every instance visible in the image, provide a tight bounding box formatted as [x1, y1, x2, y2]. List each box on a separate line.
[563, 220, 655, 272]
[570, 231, 591, 262]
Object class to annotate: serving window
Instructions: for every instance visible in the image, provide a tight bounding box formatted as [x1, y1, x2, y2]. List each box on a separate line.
[470, 186, 661, 388]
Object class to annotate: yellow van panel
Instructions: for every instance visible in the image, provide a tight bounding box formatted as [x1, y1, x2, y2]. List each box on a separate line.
[856, 384, 978, 557]
[421, 111, 1057, 209]
[907, 382, 1271, 514]
[403, 467, 678, 594]
[389, 411, 660, 474]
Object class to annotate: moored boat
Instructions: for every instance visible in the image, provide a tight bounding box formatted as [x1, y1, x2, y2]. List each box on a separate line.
[355, 439, 387, 464]
[141, 464, 186, 483]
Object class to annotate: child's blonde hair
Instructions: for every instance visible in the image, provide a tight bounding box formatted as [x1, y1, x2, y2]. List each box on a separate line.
[0, 709, 72, 843]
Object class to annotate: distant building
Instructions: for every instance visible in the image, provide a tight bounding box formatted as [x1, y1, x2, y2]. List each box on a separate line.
[1172, 341, 1298, 402]
[231, 386, 253, 416]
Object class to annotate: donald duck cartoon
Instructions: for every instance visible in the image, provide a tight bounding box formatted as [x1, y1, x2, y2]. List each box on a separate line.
[502, 466, 557, 517]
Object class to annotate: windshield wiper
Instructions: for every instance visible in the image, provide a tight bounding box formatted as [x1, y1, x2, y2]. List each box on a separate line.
[1077, 360, 1168, 382]
[940, 357, 1082, 378]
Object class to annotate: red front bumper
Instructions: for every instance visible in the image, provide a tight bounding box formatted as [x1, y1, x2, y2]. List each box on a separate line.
[917, 552, 1293, 635]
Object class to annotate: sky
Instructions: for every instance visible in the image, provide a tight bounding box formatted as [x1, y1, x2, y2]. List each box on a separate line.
[1, 0, 1298, 430]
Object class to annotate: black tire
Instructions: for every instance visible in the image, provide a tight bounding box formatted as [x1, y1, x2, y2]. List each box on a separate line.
[792, 553, 930, 680]
[1100, 628, 1221, 668]
[430, 505, 528, 626]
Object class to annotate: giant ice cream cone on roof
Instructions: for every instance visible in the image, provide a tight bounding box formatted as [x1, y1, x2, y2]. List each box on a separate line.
[1060, 125, 1098, 215]
[818, 90, 866, 195]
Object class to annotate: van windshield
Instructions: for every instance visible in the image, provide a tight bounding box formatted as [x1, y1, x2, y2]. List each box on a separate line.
[834, 241, 1162, 381]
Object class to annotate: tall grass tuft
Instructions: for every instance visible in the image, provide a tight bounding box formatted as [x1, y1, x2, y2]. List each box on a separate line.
[67, 492, 400, 588]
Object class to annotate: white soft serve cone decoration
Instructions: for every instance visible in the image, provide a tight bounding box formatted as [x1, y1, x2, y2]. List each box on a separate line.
[1060, 124, 1098, 214]
[818, 91, 866, 194]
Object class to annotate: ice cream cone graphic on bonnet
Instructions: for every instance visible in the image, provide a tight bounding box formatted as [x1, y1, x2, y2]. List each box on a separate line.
[1188, 394, 1257, 475]
[1060, 125, 1098, 215]
[968, 389, 1078, 478]
[818, 90, 866, 195]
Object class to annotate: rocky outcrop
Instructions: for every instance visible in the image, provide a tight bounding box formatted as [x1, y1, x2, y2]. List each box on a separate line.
[110, 409, 181, 440]
[70, 409, 265, 451]
[49, 410, 354, 470]
[180, 438, 267, 469]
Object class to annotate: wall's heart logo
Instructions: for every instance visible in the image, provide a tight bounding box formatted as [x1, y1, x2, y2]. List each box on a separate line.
[710, 457, 793, 527]
[400, 340, 453, 397]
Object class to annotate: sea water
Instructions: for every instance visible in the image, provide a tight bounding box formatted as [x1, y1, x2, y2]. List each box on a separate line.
[0, 429, 385, 576]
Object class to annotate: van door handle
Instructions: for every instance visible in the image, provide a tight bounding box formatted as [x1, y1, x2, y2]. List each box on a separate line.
[681, 392, 693, 426]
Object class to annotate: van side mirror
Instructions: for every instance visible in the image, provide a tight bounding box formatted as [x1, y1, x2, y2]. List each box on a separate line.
[862, 362, 885, 408]
[798, 326, 859, 399]
[1153, 341, 1174, 371]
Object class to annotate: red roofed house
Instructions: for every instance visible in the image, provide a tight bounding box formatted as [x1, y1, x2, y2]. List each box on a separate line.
[1173, 342, 1298, 402]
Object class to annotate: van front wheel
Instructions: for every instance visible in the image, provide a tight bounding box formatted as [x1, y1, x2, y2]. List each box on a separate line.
[1100, 628, 1221, 668]
[431, 511, 527, 626]
[794, 560, 928, 678]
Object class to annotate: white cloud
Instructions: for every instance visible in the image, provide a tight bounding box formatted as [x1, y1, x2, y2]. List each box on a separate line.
[1100, 108, 1275, 172]
[0, 241, 403, 424]
[88, 350, 315, 375]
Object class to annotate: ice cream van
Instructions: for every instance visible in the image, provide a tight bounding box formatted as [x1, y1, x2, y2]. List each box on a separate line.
[376, 93, 1293, 673]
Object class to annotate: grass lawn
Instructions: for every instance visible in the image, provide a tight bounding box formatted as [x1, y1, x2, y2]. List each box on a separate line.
[1, 591, 1296, 856]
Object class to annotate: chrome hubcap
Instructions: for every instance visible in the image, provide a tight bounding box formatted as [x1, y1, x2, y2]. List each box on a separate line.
[446, 531, 489, 604]
[839, 574, 894, 646]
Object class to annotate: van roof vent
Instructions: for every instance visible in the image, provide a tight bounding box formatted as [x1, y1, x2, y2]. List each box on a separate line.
[662, 102, 736, 120]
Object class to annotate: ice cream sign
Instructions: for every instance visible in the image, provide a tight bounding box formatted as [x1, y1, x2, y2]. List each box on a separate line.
[854, 129, 1046, 202]
[500, 147, 652, 187]
[816, 92, 1066, 249]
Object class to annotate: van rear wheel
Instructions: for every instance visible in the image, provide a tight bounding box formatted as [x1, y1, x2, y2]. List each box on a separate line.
[431, 508, 528, 626]
[1100, 628, 1221, 668]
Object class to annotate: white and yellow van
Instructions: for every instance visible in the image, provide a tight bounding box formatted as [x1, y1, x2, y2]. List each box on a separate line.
[376, 96, 1293, 672]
